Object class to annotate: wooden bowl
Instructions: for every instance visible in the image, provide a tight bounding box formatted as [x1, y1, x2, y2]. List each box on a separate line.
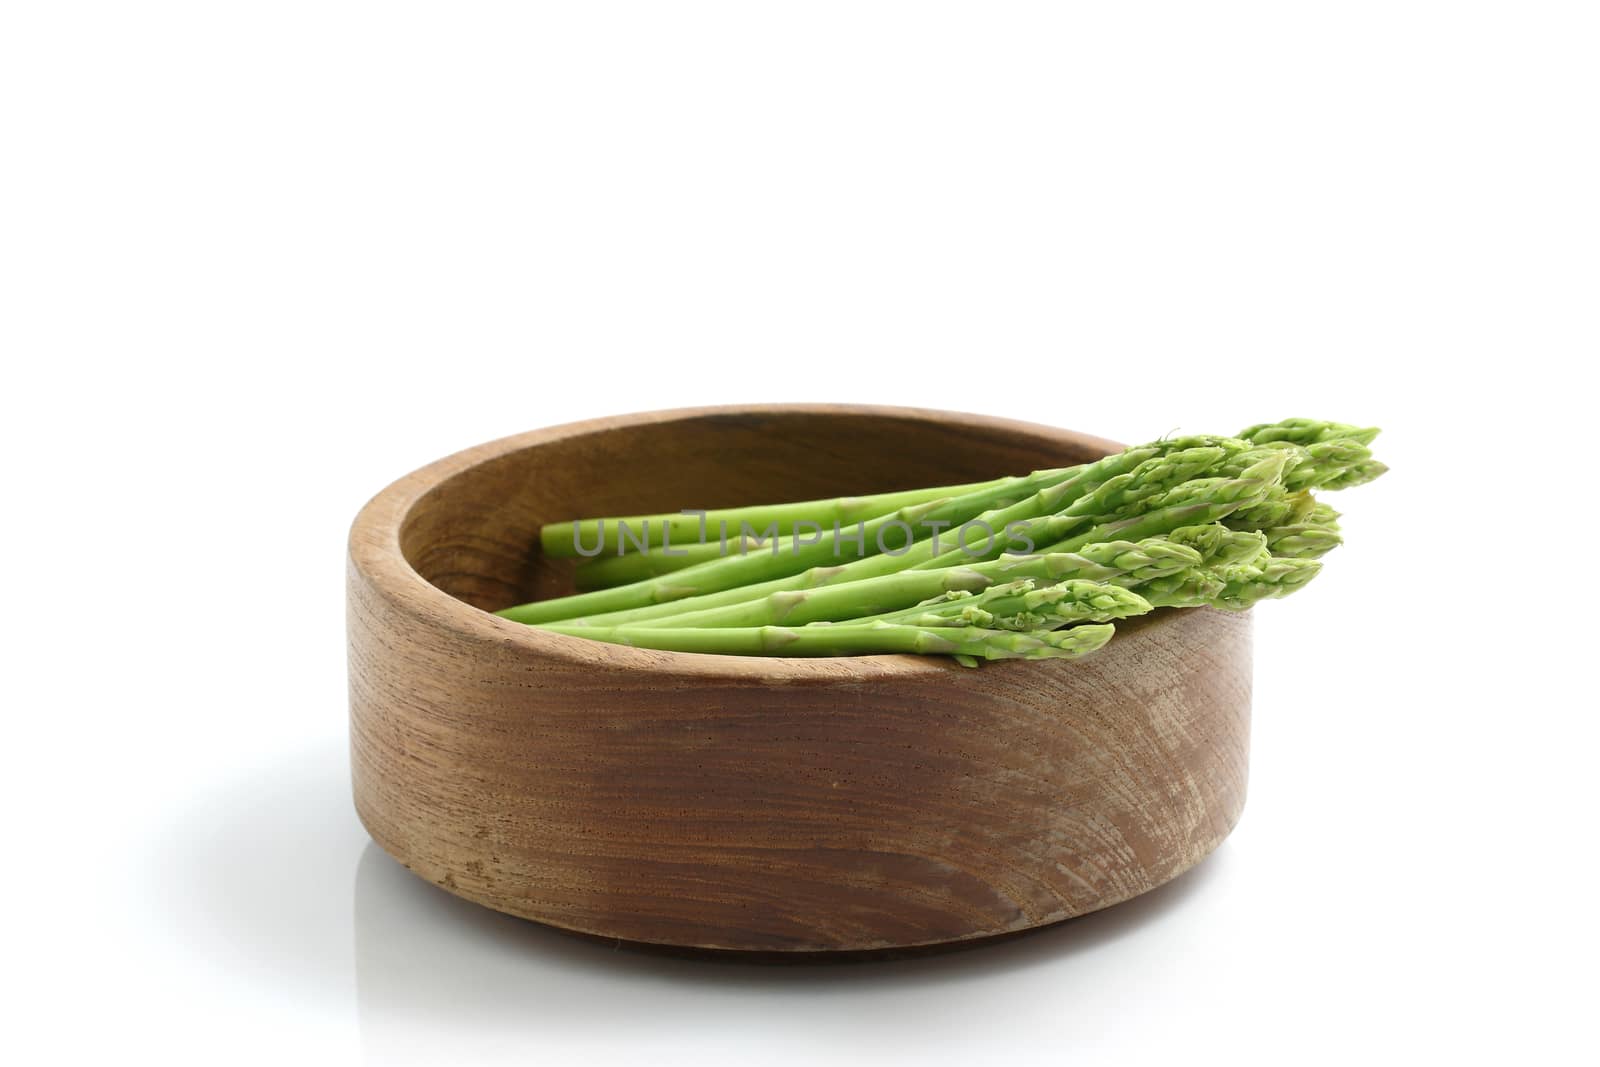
[347, 404, 1250, 953]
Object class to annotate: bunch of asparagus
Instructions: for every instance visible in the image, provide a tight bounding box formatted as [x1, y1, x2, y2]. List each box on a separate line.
[496, 418, 1386, 665]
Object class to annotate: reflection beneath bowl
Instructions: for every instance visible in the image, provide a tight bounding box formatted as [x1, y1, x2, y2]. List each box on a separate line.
[353, 829, 1227, 1059]
[150, 743, 1229, 1062]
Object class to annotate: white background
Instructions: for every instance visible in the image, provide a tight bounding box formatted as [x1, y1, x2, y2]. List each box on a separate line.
[3, 3, 1595, 1064]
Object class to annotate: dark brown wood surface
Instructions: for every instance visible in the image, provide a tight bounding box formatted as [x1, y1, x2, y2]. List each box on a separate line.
[347, 404, 1251, 952]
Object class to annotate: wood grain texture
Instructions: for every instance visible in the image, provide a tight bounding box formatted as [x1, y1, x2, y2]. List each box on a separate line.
[347, 404, 1251, 952]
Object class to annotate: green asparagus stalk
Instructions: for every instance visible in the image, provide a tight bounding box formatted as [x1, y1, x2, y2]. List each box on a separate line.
[1235, 422, 1387, 490]
[1282, 439, 1381, 492]
[544, 431, 1255, 562]
[566, 444, 1220, 591]
[899, 445, 1233, 573]
[533, 446, 1234, 628]
[1238, 417, 1381, 447]
[1315, 460, 1389, 491]
[500, 423, 1371, 641]
[862, 578, 1153, 631]
[1164, 524, 1272, 567]
[534, 619, 1118, 661]
[572, 459, 1098, 587]
[1146, 556, 1323, 610]
[1131, 569, 1227, 607]
[1262, 518, 1343, 559]
[567, 444, 1192, 590]
[1044, 452, 1291, 555]
[539, 476, 1006, 558]
[1047, 446, 1231, 522]
[497, 494, 949, 624]
[1224, 484, 1317, 532]
[1307, 500, 1342, 527]
[569, 535, 756, 589]
[551, 441, 1175, 567]
[1222, 477, 1347, 557]
[628, 540, 1198, 630]
[1215, 557, 1324, 609]
[517, 449, 1214, 623]
[498, 442, 1188, 625]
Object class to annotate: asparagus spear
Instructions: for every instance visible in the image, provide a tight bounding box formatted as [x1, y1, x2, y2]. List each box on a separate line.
[516, 444, 1238, 628]
[566, 444, 1184, 589]
[499, 434, 1311, 629]
[573, 535, 762, 590]
[862, 578, 1153, 631]
[1128, 569, 1226, 607]
[628, 563, 999, 630]
[1214, 557, 1324, 609]
[498, 442, 1185, 625]
[1262, 513, 1343, 558]
[566, 443, 1218, 591]
[1305, 500, 1342, 528]
[538, 475, 1006, 558]
[497, 494, 949, 624]
[534, 619, 1118, 661]
[642, 543, 1191, 630]
[540, 421, 1373, 563]
[1224, 484, 1318, 532]
[541, 430, 1253, 561]
[1044, 452, 1292, 555]
[1238, 417, 1381, 447]
[498, 417, 1383, 663]
[900, 445, 1233, 571]
[1236, 422, 1388, 491]
[1283, 439, 1382, 492]
[1260, 502, 1337, 563]
[1164, 524, 1272, 567]
[1316, 460, 1389, 491]
[1146, 556, 1323, 610]
[1048, 446, 1231, 521]
[1061, 536, 1216, 582]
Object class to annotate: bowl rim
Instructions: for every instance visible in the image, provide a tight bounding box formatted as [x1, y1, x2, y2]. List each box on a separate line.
[348, 402, 1130, 682]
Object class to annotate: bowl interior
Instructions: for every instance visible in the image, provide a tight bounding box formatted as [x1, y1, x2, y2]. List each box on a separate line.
[398, 409, 1112, 612]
